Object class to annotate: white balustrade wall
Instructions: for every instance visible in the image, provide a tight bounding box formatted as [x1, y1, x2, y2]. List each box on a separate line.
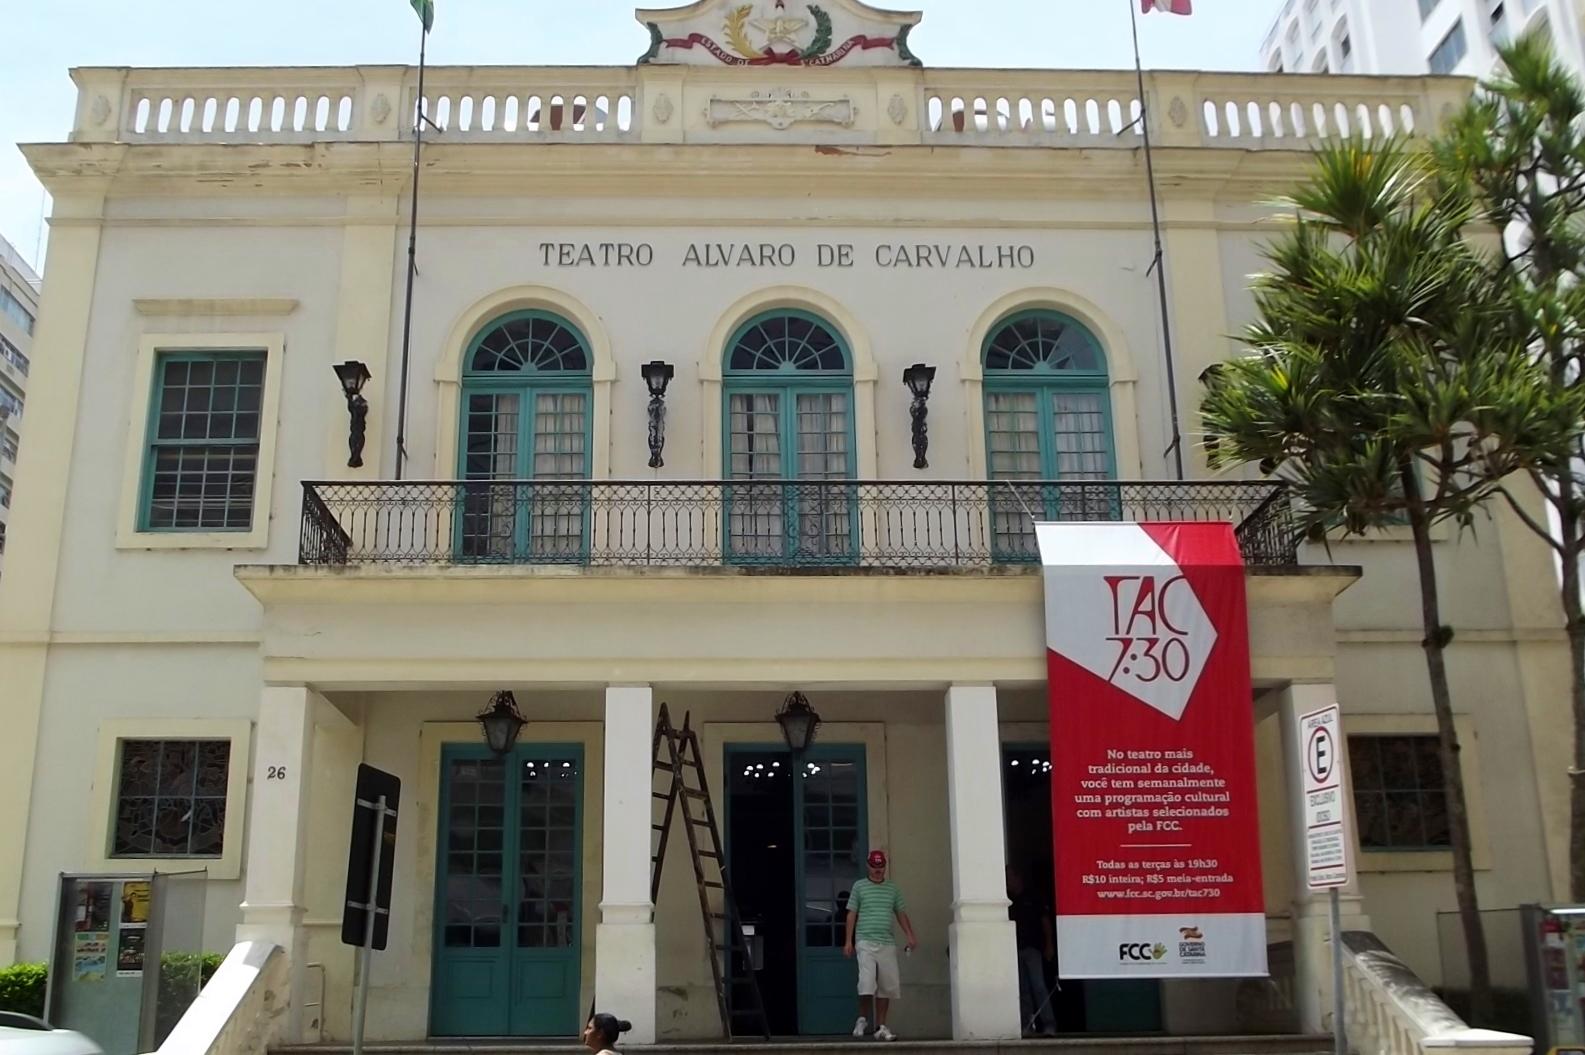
[67, 66, 1468, 150]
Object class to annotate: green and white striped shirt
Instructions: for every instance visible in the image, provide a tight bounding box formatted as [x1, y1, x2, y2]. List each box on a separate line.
[848, 879, 905, 945]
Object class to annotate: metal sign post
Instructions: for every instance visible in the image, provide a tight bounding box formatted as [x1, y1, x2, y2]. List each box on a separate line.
[1299, 703, 1349, 1055]
[342, 765, 401, 1055]
[351, 793, 387, 1055]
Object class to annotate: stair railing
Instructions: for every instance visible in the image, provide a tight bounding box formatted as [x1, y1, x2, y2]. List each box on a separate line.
[1341, 932, 1530, 1055]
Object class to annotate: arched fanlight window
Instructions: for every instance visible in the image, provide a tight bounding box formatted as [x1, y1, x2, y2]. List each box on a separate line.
[982, 309, 1116, 555]
[722, 310, 855, 564]
[458, 309, 592, 563]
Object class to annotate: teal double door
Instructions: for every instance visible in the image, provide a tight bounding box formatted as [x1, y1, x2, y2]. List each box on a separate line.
[726, 744, 867, 1036]
[431, 744, 583, 1037]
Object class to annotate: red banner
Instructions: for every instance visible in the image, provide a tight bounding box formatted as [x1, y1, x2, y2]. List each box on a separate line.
[1038, 522, 1266, 978]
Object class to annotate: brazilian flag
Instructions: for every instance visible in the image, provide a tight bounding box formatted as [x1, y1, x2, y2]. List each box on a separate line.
[410, 0, 434, 30]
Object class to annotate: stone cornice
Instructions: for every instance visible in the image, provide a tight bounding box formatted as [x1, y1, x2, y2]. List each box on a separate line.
[22, 139, 1328, 204]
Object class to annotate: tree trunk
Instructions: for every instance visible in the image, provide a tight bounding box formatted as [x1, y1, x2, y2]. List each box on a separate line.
[1558, 484, 1585, 904]
[1403, 468, 1493, 1024]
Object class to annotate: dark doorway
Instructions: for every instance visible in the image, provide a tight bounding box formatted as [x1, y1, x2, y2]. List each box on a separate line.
[726, 750, 799, 1036]
[1002, 744, 1162, 1034]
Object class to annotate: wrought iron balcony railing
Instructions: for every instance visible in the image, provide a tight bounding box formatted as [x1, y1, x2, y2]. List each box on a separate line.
[299, 479, 1298, 570]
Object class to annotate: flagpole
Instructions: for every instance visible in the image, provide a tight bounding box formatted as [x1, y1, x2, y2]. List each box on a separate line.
[393, 15, 429, 481]
[1129, 0, 1186, 481]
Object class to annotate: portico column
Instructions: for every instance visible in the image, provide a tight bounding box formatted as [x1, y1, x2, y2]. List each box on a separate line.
[596, 685, 657, 1044]
[1276, 682, 1370, 1034]
[944, 684, 1021, 1040]
[236, 685, 335, 1043]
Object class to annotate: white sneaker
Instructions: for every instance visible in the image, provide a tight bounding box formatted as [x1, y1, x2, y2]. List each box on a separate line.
[852, 1017, 868, 1038]
[875, 1025, 897, 1042]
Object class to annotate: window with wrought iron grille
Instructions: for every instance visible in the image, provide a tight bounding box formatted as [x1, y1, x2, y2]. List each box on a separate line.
[1349, 735, 1451, 851]
[111, 739, 231, 858]
[139, 351, 266, 531]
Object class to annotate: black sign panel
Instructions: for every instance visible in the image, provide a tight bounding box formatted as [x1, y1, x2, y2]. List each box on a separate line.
[341, 764, 400, 950]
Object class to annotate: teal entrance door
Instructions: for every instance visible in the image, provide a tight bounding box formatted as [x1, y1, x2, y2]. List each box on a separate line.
[796, 747, 868, 1035]
[432, 744, 583, 1037]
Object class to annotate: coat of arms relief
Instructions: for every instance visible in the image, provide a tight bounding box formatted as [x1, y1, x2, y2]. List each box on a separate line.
[637, 0, 923, 67]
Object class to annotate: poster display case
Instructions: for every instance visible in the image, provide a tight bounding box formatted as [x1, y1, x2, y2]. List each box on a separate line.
[44, 872, 208, 1055]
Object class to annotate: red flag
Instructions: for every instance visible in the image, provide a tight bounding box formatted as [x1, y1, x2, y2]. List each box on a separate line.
[1142, 0, 1192, 12]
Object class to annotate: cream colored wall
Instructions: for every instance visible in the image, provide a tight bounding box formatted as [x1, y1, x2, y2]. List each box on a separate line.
[0, 99, 1570, 1033]
[14, 645, 262, 963]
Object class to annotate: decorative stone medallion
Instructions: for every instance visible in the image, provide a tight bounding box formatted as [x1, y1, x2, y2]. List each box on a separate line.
[887, 93, 907, 126]
[370, 94, 392, 126]
[1168, 96, 1188, 129]
[653, 92, 675, 125]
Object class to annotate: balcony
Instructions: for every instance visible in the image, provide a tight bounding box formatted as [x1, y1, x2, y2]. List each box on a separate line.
[298, 479, 1299, 570]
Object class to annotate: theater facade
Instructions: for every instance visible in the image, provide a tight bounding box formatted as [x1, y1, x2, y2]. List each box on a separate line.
[0, 0, 1570, 1046]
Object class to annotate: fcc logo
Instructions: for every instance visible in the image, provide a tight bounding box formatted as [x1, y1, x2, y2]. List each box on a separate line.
[1118, 942, 1167, 962]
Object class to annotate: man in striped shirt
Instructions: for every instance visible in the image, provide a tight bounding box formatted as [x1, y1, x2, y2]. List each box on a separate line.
[843, 850, 918, 1041]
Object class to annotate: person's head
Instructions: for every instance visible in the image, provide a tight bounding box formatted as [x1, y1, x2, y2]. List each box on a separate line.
[866, 849, 887, 881]
[583, 1013, 631, 1052]
[1006, 865, 1025, 896]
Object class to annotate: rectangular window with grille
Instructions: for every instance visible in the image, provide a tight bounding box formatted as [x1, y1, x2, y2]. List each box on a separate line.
[1349, 735, 1451, 851]
[112, 739, 231, 857]
[140, 351, 266, 531]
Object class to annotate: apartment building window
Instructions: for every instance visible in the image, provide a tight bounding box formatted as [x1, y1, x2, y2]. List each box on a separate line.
[2, 431, 17, 462]
[1419, 0, 1442, 19]
[0, 484, 10, 509]
[0, 385, 20, 419]
[111, 739, 231, 858]
[1349, 735, 1451, 851]
[139, 350, 266, 531]
[0, 287, 33, 336]
[1429, 20, 1468, 74]
[0, 335, 28, 376]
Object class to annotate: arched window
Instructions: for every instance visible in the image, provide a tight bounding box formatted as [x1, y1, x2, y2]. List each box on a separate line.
[458, 310, 592, 562]
[982, 310, 1116, 554]
[722, 310, 856, 563]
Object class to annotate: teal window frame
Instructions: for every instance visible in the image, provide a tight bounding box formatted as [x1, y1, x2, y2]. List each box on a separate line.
[982, 309, 1118, 559]
[721, 309, 858, 566]
[137, 349, 267, 533]
[456, 309, 594, 564]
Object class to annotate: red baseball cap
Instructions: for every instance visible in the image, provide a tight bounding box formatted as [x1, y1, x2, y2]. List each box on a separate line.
[867, 850, 888, 869]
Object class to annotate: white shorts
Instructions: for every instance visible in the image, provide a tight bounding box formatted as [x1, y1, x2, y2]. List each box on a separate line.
[856, 940, 901, 999]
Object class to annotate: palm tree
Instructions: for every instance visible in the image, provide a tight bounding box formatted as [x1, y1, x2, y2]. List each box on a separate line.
[1200, 141, 1561, 1024]
[1436, 33, 1585, 906]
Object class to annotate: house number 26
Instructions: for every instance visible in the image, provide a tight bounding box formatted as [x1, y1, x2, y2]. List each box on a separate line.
[267, 765, 287, 780]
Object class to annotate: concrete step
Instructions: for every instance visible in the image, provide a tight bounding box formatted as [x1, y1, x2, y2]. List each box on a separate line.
[274, 1033, 1334, 1055]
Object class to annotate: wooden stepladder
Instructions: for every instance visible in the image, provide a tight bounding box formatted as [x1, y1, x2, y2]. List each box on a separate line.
[650, 703, 771, 1040]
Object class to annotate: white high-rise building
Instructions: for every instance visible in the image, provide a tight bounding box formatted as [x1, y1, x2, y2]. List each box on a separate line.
[1260, 0, 1585, 79]
[0, 234, 39, 575]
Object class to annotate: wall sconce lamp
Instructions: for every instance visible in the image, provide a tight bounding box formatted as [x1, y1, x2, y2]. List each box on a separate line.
[641, 360, 675, 469]
[332, 361, 372, 469]
[477, 690, 527, 756]
[902, 363, 936, 470]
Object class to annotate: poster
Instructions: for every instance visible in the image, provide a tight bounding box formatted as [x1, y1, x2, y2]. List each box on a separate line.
[121, 881, 150, 925]
[1038, 522, 1266, 978]
[116, 927, 146, 977]
[72, 932, 108, 981]
[74, 881, 112, 933]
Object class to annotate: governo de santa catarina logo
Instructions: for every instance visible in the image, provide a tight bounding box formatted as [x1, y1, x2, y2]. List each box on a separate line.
[1041, 524, 1217, 722]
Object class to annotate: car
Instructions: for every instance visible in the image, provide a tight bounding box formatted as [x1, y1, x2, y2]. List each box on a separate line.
[0, 1012, 105, 1054]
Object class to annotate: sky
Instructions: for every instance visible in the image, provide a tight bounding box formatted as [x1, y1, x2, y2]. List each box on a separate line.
[0, 0, 1285, 273]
